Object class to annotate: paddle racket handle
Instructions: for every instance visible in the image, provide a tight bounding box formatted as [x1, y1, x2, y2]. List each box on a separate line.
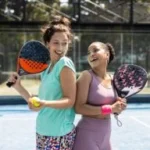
[114, 112, 118, 115]
[6, 82, 14, 87]
[6, 76, 18, 88]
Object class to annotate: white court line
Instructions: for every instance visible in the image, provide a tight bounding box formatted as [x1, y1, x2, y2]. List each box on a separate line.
[123, 116, 150, 118]
[0, 118, 35, 120]
[0, 115, 149, 120]
[130, 116, 150, 128]
[113, 115, 149, 118]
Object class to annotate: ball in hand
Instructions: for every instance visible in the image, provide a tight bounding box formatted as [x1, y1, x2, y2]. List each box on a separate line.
[30, 97, 40, 107]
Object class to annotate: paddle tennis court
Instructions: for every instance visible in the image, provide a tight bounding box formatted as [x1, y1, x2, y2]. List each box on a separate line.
[0, 104, 150, 150]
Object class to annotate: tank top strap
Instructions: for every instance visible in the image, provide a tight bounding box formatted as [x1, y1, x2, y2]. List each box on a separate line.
[88, 69, 95, 79]
[89, 69, 100, 77]
[88, 69, 93, 75]
[88, 70, 96, 86]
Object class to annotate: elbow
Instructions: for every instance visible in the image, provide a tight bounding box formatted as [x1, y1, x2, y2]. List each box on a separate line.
[67, 98, 75, 108]
[68, 102, 75, 108]
[74, 104, 82, 114]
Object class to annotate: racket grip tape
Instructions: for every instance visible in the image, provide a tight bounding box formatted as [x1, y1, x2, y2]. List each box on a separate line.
[114, 112, 119, 115]
[6, 82, 15, 87]
[6, 76, 18, 88]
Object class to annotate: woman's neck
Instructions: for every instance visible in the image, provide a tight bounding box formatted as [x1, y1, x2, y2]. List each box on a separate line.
[48, 60, 56, 73]
[50, 61, 56, 67]
[92, 68, 108, 79]
[50, 55, 64, 65]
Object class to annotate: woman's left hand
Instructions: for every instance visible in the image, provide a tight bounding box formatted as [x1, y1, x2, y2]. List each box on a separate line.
[28, 97, 46, 111]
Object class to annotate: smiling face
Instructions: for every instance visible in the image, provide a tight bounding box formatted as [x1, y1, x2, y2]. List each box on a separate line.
[87, 42, 110, 69]
[47, 32, 69, 62]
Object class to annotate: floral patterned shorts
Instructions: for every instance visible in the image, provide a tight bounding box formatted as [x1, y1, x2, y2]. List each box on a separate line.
[36, 128, 76, 150]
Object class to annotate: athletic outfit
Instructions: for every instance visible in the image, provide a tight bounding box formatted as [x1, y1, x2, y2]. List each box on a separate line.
[36, 56, 76, 150]
[73, 70, 117, 150]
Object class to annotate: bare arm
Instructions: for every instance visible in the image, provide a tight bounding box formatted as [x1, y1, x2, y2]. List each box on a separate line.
[16, 85, 31, 102]
[75, 71, 103, 116]
[74, 71, 126, 116]
[7, 73, 32, 103]
[42, 66, 76, 109]
[8, 69, 76, 110]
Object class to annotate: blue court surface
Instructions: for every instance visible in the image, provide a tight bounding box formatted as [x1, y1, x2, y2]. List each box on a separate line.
[0, 104, 150, 150]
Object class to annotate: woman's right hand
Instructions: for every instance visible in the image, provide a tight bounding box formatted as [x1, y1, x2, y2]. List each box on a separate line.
[7, 72, 21, 89]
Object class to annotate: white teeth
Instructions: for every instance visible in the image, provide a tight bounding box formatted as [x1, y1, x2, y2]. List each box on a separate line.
[57, 51, 62, 54]
[91, 58, 97, 62]
[55, 51, 63, 54]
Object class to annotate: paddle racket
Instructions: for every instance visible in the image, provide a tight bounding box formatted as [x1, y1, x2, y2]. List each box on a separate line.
[113, 64, 147, 126]
[6, 40, 50, 87]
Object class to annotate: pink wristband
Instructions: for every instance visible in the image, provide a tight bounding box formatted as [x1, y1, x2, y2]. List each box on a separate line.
[101, 105, 112, 115]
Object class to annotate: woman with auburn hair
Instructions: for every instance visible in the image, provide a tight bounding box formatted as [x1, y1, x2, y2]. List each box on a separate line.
[8, 16, 76, 150]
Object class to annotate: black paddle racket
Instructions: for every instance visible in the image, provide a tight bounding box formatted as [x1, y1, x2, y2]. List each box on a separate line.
[113, 64, 147, 126]
[6, 40, 50, 87]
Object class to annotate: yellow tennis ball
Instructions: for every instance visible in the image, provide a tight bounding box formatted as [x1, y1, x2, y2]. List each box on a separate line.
[30, 97, 40, 107]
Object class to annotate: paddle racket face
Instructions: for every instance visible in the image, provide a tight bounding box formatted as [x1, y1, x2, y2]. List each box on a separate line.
[6, 40, 50, 87]
[113, 64, 147, 127]
[113, 64, 147, 98]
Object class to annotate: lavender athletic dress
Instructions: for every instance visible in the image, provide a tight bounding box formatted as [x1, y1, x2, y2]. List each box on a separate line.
[73, 70, 117, 150]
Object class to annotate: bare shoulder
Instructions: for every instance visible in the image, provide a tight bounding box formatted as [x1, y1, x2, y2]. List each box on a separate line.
[77, 70, 92, 83]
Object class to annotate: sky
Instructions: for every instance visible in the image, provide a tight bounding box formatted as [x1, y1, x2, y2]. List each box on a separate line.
[60, 0, 68, 3]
